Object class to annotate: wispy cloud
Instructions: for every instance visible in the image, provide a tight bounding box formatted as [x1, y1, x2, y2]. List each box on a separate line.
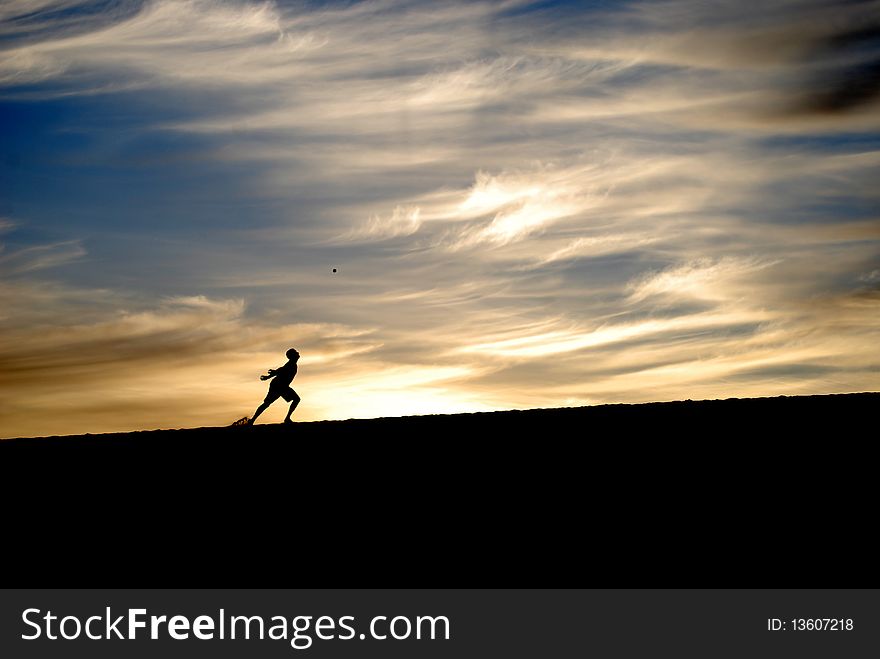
[1, 0, 878, 437]
[0, 238, 86, 272]
[626, 257, 775, 303]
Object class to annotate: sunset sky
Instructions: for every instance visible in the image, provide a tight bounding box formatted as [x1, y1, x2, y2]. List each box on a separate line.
[2, 0, 879, 437]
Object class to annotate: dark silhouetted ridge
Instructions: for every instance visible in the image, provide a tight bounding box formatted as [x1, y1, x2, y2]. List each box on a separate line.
[3, 393, 877, 587]
[4, 392, 877, 445]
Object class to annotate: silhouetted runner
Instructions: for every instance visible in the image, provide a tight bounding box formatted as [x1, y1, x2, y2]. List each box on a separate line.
[248, 348, 300, 425]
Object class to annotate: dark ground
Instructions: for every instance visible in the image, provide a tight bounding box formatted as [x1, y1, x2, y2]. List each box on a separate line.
[2, 393, 877, 586]
[5, 391, 877, 445]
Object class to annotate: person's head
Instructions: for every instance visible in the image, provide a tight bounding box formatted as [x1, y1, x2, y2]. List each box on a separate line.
[286, 348, 300, 361]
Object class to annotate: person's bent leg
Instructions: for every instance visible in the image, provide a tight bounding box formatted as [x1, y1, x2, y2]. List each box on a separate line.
[284, 391, 301, 423]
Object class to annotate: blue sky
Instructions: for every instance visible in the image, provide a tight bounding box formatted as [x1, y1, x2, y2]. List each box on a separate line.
[1, 0, 879, 437]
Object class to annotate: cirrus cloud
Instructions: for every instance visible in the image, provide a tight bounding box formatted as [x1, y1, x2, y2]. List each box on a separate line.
[1, 0, 878, 437]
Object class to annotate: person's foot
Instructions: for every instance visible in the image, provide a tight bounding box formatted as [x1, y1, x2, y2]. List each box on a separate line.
[246, 418, 254, 426]
[284, 418, 294, 425]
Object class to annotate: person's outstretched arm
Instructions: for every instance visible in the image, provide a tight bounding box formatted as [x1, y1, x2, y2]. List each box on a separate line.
[260, 367, 279, 381]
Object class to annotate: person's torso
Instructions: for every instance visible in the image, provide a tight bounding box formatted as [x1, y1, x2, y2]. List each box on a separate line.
[273, 361, 297, 386]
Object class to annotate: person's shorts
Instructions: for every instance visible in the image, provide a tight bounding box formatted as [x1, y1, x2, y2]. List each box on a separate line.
[265, 385, 297, 404]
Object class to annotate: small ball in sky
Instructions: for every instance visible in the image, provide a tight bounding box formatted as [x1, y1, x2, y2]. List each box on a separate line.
[332, 268, 337, 273]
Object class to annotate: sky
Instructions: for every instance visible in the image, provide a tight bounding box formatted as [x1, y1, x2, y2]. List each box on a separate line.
[1, 0, 879, 437]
